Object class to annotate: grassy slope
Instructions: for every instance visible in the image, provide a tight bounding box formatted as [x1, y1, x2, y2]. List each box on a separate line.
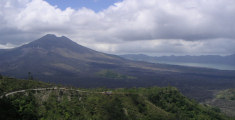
[0, 77, 233, 120]
[205, 89, 235, 117]
[217, 89, 235, 100]
[0, 77, 53, 95]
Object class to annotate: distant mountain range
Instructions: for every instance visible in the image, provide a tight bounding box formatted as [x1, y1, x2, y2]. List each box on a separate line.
[0, 34, 235, 101]
[121, 54, 235, 66]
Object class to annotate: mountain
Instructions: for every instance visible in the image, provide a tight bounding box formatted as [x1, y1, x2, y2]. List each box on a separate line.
[0, 34, 235, 101]
[0, 76, 232, 120]
[120, 54, 235, 66]
[0, 34, 128, 83]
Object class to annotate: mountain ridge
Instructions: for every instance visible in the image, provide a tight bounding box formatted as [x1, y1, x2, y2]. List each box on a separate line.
[120, 54, 235, 66]
[0, 34, 235, 101]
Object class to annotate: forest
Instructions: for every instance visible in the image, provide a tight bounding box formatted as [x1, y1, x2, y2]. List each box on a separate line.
[0, 76, 234, 120]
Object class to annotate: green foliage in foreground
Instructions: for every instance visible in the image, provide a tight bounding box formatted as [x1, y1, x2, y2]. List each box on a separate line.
[216, 89, 235, 100]
[0, 77, 53, 95]
[0, 76, 233, 120]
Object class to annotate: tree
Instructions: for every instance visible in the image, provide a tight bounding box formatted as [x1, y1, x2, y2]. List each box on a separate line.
[28, 72, 33, 80]
[0, 73, 3, 79]
[28, 72, 31, 80]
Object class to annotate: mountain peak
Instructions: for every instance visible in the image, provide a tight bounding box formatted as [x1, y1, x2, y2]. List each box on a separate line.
[39, 34, 68, 41]
[21, 34, 95, 54]
[43, 34, 57, 37]
[23, 34, 76, 49]
[41, 34, 69, 40]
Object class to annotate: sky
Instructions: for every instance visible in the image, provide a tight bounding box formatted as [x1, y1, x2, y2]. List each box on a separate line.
[45, 0, 121, 12]
[0, 0, 235, 56]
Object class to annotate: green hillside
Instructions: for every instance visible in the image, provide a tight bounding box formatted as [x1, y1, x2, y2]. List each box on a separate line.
[0, 76, 233, 120]
[0, 76, 53, 95]
[216, 89, 235, 100]
[205, 89, 235, 117]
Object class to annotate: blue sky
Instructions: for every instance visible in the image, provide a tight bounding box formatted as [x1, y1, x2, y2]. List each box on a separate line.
[45, 0, 122, 12]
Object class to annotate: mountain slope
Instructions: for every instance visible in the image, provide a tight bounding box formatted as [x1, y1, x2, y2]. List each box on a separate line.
[0, 34, 127, 81]
[0, 34, 235, 101]
[0, 77, 232, 120]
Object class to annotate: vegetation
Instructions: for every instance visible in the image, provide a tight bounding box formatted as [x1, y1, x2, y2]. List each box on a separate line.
[204, 89, 235, 117]
[28, 72, 34, 80]
[97, 70, 136, 79]
[216, 89, 235, 100]
[0, 76, 53, 95]
[0, 76, 233, 120]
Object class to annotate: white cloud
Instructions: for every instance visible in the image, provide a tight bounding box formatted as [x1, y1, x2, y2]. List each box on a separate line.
[0, 0, 235, 55]
[15, 0, 74, 31]
[0, 43, 20, 49]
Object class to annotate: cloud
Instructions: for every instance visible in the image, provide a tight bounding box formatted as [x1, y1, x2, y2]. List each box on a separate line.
[0, 43, 20, 49]
[96, 0, 235, 41]
[0, 0, 234, 55]
[85, 39, 234, 56]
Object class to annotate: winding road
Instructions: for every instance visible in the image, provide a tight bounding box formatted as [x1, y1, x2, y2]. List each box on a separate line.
[0, 87, 102, 98]
[0, 87, 133, 98]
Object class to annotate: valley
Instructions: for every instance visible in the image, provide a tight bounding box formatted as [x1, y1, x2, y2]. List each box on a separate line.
[0, 76, 233, 120]
[0, 35, 235, 119]
[120, 54, 235, 69]
[0, 35, 235, 102]
[1, 0, 234, 119]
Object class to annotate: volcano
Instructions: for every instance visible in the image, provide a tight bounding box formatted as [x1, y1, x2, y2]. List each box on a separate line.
[0, 34, 235, 101]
